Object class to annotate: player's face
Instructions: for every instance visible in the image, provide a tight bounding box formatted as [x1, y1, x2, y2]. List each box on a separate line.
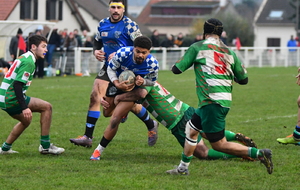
[34, 42, 48, 59]
[109, 2, 125, 22]
[133, 47, 150, 64]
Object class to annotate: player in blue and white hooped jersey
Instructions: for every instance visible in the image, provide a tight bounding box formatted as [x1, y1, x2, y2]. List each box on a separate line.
[70, 0, 158, 149]
[89, 36, 159, 161]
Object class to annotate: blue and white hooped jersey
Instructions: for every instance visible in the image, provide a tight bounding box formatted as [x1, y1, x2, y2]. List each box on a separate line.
[108, 46, 159, 82]
[95, 16, 142, 65]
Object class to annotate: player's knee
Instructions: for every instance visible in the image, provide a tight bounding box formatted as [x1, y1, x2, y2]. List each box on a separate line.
[110, 116, 120, 129]
[193, 143, 209, 159]
[185, 120, 199, 146]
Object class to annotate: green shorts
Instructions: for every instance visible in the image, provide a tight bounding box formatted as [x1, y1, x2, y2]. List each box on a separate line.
[1, 96, 31, 116]
[195, 103, 229, 134]
[171, 107, 202, 148]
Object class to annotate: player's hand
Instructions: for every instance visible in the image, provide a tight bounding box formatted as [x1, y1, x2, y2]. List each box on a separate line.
[108, 52, 116, 62]
[100, 97, 110, 109]
[22, 108, 32, 121]
[116, 81, 134, 91]
[135, 75, 144, 86]
[94, 50, 105, 62]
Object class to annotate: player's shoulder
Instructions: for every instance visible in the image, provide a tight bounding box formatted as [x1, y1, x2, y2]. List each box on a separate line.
[123, 16, 138, 25]
[99, 17, 110, 24]
[116, 46, 134, 56]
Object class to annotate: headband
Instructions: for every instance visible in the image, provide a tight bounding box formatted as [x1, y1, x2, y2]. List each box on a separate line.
[109, 3, 125, 8]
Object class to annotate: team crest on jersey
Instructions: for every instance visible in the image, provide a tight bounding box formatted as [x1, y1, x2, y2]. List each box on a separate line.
[108, 86, 117, 96]
[114, 31, 122, 39]
[98, 69, 106, 77]
[101, 32, 108, 37]
[22, 72, 30, 81]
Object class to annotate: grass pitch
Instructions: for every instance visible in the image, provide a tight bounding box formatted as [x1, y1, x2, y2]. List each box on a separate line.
[0, 67, 299, 190]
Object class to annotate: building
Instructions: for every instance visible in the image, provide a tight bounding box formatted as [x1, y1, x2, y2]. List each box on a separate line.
[136, 0, 238, 36]
[0, 0, 150, 60]
[253, 0, 296, 47]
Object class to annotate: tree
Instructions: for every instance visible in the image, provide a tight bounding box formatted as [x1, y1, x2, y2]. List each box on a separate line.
[191, 13, 254, 46]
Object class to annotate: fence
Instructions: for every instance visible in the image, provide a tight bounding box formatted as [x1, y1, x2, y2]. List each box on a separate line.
[50, 47, 300, 75]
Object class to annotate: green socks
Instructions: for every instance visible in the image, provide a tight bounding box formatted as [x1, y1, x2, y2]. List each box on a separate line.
[1, 142, 12, 151]
[40, 135, 50, 149]
[207, 149, 238, 159]
[181, 152, 193, 163]
[224, 130, 237, 141]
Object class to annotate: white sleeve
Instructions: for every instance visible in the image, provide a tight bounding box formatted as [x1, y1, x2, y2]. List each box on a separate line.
[107, 66, 118, 82]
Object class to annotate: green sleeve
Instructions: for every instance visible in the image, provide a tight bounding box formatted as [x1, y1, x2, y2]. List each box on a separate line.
[174, 45, 198, 72]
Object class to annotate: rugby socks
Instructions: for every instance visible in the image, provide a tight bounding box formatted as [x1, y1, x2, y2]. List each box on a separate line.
[224, 130, 237, 141]
[134, 106, 154, 130]
[178, 152, 192, 170]
[97, 136, 111, 154]
[248, 147, 261, 158]
[1, 142, 12, 151]
[293, 125, 300, 140]
[85, 111, 100, 139]
[207, 149, 238, 159]
[40, 135, 50, 149]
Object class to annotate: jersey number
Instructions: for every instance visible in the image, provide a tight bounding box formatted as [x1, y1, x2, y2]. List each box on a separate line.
[5, 60, 18, 78]
[214, 51, 227, 74]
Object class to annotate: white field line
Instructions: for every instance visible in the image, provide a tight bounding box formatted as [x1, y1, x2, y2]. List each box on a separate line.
[243, 114, 297, 123]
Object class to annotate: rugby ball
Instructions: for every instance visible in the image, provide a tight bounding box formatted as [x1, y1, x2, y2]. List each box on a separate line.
[118, 70, 135, 85]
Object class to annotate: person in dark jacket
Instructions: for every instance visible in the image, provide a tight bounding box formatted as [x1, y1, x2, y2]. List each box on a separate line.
[9, 28, 25, 61]
[45, 29, 61, 67]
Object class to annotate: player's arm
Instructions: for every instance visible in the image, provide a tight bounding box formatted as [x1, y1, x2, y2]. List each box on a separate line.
[114, 87, 149, 105]
[13, 81, 28, 110]
[234, 77, 248, 85]
[172, 45, 197, 74]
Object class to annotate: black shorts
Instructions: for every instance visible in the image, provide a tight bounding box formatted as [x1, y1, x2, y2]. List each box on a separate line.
[105, 82, 126, 97]
[95, 65, 110, 81]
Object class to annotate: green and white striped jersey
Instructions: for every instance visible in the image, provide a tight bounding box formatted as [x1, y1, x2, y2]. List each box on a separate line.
[0, 51, 36, 109]
[174, 37, 248, 108]
[141, 82, 190, 130]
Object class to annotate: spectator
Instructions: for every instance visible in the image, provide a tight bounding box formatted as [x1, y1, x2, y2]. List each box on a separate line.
[73, 29, 82, 47]
[287, 35, 297, 65]
[46, 28, 61, 66]
[33, 29, 46, 79]
[59, 30, 68, 50]
[63, 32, 78, 51]
[174, 32, 184, 47]
[295, 36, 300, 47]
[193, 34, 203, 43]
[150, 29, 160, 47]
[160, 34, 175, 48]
[9, 28, 26, 61]
[81, 29, 88, 45]
[84, 36, 93, 47]
[220, 31, 228, 45]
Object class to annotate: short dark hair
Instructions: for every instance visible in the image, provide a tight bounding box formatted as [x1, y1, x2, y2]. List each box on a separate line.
[109, 0, 125, 4]
[29, 35, 47, 49]
[203, 18, 223, 37]
[133, 36, 152, 50]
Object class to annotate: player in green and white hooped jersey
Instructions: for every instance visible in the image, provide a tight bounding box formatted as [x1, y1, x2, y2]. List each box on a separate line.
[113, 81, 257, 160]
[169, 18, 273, 175]
[0, 35, 64, 155]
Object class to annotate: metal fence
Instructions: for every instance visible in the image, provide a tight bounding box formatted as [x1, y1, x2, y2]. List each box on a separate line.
[50, 47, 300, 75]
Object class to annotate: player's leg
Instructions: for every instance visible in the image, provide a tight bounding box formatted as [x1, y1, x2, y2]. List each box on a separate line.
[202, 130, 257, 148]
[90, 101, 135, 160]
[277, 95, 300, 145]
[28, 97, 64, 155]
[70, 78, 109, 147]
[131, 103, 158, 146]
[202, 104, 273, 174]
